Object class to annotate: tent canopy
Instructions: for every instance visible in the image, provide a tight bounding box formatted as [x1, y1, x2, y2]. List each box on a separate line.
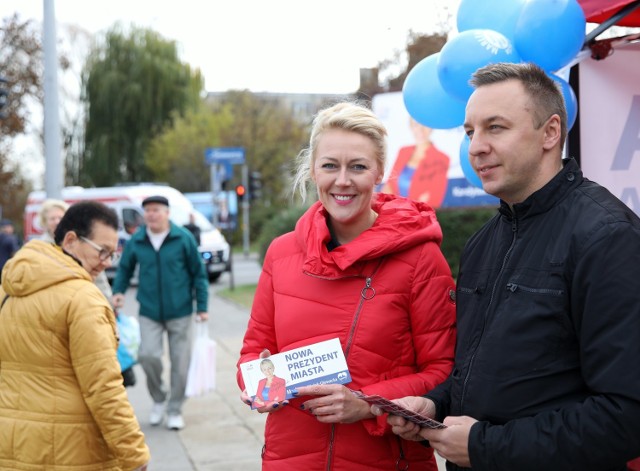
[578, 0, 640, 27]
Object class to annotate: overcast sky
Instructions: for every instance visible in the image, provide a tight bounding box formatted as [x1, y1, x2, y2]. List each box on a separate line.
[2, 0, 461, 93]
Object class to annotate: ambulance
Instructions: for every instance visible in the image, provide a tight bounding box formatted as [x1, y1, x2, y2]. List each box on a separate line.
[24, 184, 231, 282]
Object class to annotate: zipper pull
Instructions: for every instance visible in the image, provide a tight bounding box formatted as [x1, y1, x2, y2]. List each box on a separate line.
[361, 277, 375, 300]
[506, 283, 518, 292]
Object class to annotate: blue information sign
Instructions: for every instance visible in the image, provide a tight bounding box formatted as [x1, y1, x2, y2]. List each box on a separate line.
[205, 147, 245, 165]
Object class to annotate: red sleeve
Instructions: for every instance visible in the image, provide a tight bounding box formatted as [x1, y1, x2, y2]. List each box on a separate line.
[236, 245, 279, 391]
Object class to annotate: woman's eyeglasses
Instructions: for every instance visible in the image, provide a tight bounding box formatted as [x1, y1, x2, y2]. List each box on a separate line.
[80, 236, 118, 262]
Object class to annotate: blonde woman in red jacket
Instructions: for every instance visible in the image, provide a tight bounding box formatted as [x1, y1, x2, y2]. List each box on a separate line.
[237, 101, 456, 471]
[252, 358, 287, 408]
[382, 118, 450, 208]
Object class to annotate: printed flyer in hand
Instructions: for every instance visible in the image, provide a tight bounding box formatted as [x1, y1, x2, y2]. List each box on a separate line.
[240, 338, 351, 409]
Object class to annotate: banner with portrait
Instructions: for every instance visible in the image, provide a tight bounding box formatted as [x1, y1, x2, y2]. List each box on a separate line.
[372, 92, 498, 209]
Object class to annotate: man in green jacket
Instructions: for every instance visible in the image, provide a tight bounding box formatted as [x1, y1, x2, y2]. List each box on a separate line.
[112, 195, 209, 431]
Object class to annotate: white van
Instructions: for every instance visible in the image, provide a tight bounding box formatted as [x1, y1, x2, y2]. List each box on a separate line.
[24, 184, 231, 282]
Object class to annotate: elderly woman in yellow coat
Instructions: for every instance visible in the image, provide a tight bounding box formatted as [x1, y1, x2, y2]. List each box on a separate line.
[0, 201, 149, 470]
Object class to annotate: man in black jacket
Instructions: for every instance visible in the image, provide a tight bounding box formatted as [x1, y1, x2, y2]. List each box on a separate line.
[375, 62, 640, 471]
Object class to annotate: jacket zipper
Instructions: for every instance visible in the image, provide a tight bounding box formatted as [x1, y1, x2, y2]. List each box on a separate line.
[460, 215, 519, 410]
[345, 261, 382, 357]
[506, 283, 564, 296]
[325, 260, 383, 471]
[325, 424, 336, 471]
[156, 248, 164, 321]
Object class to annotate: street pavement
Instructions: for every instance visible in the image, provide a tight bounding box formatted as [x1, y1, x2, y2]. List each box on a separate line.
[123, 253, 445, 470]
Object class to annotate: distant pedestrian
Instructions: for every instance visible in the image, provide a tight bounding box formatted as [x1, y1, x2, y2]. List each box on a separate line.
[0, 201, 149, 470]
[183, 212, 201, 245]
[0, 218, 19, 281]
[38, 198, 69, 243]
[112, 195, 209, 431]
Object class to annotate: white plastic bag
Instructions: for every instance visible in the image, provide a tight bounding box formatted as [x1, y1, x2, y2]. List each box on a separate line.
[185, 321, 217, 397]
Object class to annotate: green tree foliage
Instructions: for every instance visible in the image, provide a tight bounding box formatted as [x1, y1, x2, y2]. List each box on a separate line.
[436, 207, 497, 279]
[208, 91, 309, 205]
[256, 205, 307, 265]
[81, 25, 204, 186]
[145, 107, 234, 191]
[147, 90, 308, 204]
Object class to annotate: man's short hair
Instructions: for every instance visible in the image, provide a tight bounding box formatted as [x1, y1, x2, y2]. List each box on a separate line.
[470, 62, 568, 147]
[54, 201, 118, 245]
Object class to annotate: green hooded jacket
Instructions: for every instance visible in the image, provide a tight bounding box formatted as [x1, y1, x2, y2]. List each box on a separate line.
[113, 222, 208, 321]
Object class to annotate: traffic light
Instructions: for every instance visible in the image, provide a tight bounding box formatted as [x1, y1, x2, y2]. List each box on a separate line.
[235, 184, 246, 201]
[249, 171, 262, 201]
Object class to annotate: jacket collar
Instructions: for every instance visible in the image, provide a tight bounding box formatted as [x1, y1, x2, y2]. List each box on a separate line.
[499, 158, 583, 220]
[296, 193, 443, 277]
[132, 221, 181, 242]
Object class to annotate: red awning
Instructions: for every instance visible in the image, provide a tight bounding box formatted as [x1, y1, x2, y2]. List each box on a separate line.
[578, 0, 640, 27]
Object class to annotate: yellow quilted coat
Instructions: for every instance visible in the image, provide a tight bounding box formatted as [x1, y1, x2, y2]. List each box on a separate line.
[0, 240, 150, 470]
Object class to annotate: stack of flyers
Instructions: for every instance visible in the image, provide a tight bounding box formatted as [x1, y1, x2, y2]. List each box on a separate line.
[352, 391, 446, 429]
[240, 338, 351, 409]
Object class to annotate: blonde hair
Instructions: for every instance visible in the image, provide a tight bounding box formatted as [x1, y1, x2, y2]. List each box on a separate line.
[292, 101, 387, 202]
[39, 199, 70, 229]
[260, 359, 275, 371]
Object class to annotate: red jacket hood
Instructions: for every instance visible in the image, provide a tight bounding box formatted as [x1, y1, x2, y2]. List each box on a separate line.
[295, 193, 443, 277]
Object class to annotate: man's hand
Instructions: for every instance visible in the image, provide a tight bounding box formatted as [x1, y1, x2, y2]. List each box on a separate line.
[196, 311, 208, 322]
[420, 415, 476, 468]
[111, 293, 125, 309]
[371, 396, 437, 441]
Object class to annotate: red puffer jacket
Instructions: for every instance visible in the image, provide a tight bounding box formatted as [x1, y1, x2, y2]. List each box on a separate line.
[238, 193, 456, 471]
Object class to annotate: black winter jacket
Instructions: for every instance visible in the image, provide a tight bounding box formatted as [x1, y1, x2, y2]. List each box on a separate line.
[428, 159, 640, 471]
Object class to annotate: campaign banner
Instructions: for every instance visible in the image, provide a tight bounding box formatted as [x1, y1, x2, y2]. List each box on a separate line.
[579, 42, 640, 217]
[372, 91, 498, 209]
[240, 338, 351, 409]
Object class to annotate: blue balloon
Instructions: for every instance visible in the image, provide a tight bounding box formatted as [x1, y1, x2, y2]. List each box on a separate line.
[549, 73, 578, 131]
[459, 135, 483, 188]
[402, 53, 467, 129]
[437, 29, 521, 101]
[457, 0, 527, 39]
[514, 0, 586, 72]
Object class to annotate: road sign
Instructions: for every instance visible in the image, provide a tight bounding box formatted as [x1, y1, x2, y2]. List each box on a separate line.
[205, 147, 245, 165]
[218, 161, 234, 181]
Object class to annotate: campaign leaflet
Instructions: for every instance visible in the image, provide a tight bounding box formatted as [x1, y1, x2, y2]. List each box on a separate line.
[351, 391, 446, 429]
[240, 338, 351, 409]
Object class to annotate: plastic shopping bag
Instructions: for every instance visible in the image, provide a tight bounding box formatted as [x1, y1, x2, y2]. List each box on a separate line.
[185, 321, 217, 397]
[116, 312, 141, 372]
